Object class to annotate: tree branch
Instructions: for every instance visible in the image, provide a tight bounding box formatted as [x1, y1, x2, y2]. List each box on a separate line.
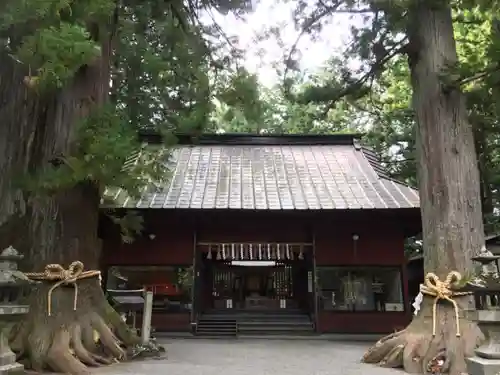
[455, 65, 500, 87]
[314, 40, 409, 118]
[440, 64, 500, 93]
[283, 1, 343, 86]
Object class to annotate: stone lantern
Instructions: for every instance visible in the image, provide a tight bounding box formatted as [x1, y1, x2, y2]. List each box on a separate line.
[465, 251, 500, 375]
[0, 246, 30, 374]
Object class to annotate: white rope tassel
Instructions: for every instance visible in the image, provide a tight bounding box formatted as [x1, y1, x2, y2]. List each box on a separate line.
[216, 245, 221, 260]
[277, 244, 281, 261]
[299, 245, 304, 260]
[207, 245, 212, 259]
[286, 244, 291, 260]
[222, 244, 226, 260]
[267, 244, 271, 260]
[240, 243, 244, 260]
[231, 243, 236, 260]
[258, 244, 262, 260]
[249, 244, 253, 260]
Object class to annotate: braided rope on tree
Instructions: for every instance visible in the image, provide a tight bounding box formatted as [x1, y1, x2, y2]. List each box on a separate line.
[419, 271, 472, 337]
[24, 261, 101, 316]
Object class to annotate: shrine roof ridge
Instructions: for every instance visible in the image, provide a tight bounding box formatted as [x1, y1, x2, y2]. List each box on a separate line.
[138, 131, 364, 146]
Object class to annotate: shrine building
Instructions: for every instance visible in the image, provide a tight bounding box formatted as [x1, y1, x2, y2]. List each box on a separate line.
[100, 133, 422, 335]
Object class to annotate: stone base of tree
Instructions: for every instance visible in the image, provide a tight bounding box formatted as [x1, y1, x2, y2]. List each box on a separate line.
[0, 362, 24, 375]
[8, 277, 164, 374]
[362, 296, 484, 375]
[466, 356, 500, 375]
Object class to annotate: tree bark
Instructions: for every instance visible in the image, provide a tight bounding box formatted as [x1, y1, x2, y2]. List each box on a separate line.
[473, 118, 494, 222]
[0, 49, 38, 253]
[362, 2, 485, 374]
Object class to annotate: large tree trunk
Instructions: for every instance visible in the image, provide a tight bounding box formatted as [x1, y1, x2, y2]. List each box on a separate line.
[0, 22, 148, 375]
[411, 3, 483, 280]
[362, 2, 484, 374]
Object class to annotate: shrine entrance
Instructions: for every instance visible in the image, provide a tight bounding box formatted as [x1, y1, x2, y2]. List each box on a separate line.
[193, 242, 314, 314]
[211, 263, 297, 310]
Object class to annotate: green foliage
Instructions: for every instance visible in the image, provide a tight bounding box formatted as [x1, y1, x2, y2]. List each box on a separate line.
[176, 266, 194, 293]
[2, 0, 114, 89]
[0, 0, 112, 27]
[106, 210, 144, 244]
[0, 0, 73, 26]
[111, 0, 246, 135]
[213, 65, 356, 135]
[404, 238, 422, 258]
[16, 23, 100, 89]
[217, 69, 263, 122]
[79, 108, 169, 195]
[22, 106, 169, 198]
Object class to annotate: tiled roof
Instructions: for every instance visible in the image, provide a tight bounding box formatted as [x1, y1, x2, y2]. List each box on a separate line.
[104, 135, 419, 210]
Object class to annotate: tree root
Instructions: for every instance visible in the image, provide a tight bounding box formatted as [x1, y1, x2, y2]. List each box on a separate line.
[362, 298, 484, 375]
[70, 323, 99, 367]
[47, 330, 90, 375]
[10, 277, 164, 374]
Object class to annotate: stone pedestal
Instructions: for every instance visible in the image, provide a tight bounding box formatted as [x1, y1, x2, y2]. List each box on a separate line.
[0, 247, 31, 375]
[467, 356, 500, 375]
[467, 310, 500, 375]
[473, 310, 500, 358]
[0, 306, 29, 375]
[0, 323, 23, 375]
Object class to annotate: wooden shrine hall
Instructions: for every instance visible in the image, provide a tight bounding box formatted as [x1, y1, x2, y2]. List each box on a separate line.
[100, 133, 422, 335]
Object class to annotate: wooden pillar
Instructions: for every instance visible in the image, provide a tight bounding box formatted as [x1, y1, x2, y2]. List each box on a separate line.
[312, 230, 319, 333]
[190, 223, 198, 324]
[401, 262, 411, 318]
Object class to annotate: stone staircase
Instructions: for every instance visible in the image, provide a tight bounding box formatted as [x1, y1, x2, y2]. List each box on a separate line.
[196, 309, 315, 337]
[195, 316, 238, 337]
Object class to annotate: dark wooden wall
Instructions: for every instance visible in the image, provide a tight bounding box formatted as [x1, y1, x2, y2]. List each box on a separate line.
[101, 210, 194, 265]
[315, 218, 406, 265]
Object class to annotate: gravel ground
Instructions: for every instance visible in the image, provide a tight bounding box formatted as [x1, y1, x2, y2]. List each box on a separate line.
[93, 338, 403, 375]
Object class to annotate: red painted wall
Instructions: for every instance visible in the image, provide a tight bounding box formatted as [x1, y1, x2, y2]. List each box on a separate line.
[101, 211, 194, 266]
[195, 211, 310, 243]
[314, 217, 406, 265]
[135, 312, 191, 332]
[317, 312, 409, 333]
